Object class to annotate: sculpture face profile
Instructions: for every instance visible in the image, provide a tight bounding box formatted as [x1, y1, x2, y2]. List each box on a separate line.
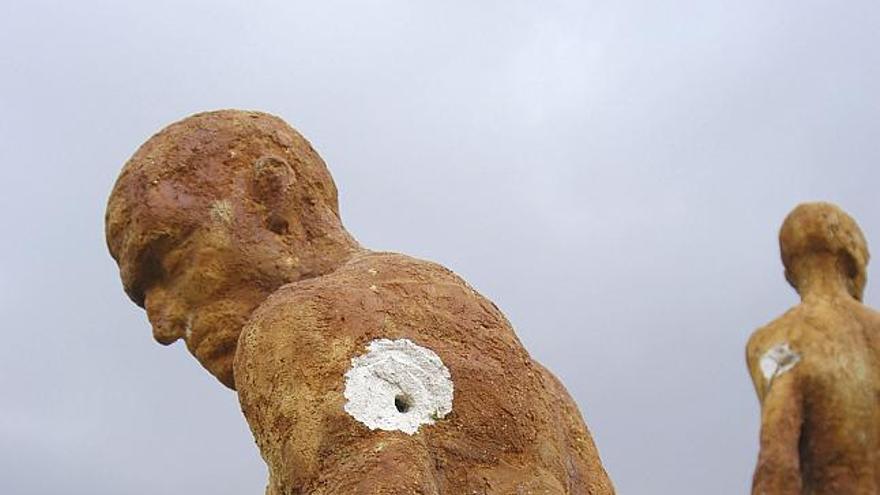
[105, 111, 358, 388]
[106, 110, 614, 494]
[746, 202, 880, 494]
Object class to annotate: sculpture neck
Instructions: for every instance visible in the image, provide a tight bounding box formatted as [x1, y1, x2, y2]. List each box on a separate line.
[792, 254, 854, 303]
[295, 230, 363, 281]
[286, 204, 365, 281]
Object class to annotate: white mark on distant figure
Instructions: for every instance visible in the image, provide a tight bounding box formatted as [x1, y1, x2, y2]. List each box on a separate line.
[760, 342, 801, 385]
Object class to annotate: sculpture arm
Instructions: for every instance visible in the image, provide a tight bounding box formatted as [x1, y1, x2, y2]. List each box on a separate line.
[751, 372, 803, 495]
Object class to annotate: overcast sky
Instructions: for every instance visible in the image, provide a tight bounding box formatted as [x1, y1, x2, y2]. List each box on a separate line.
[2, 1, 880, 493]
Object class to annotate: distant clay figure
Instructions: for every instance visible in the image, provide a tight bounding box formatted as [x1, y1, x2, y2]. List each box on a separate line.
[746, 202, 880, 494]
[106, 110, 614, 494]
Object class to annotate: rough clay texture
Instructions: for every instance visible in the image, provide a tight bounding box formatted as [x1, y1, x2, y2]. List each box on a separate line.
[343, 338, 454, 435]
[746, 202, 880, 495]
[106, 110, 615, 494]
[237, 251, 614, 495]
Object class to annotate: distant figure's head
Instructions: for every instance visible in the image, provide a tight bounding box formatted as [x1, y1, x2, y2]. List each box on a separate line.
[105, 110, 358, 389]
[779, 202, 869, 301]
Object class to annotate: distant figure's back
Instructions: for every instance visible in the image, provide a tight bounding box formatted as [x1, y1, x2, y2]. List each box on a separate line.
[746, 202, 880, 495]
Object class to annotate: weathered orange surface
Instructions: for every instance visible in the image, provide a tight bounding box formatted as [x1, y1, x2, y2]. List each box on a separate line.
[106, 110, 615, 494]
[746, 203, 880, 494]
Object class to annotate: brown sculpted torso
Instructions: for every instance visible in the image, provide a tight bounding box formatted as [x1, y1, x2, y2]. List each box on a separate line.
[748, 301, 880, 494]
[105, 110, 614, 495]
[238, 252, 612, 494]
[746, 203, 880, 495]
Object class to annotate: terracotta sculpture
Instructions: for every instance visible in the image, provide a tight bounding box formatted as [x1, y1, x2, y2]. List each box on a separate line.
[746, 202, 880, 494]
[106, 110, 614, 494]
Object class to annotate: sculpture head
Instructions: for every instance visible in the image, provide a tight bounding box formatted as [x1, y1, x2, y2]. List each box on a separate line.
[105, 110, 358, 389]
[779, 202, 869, 301]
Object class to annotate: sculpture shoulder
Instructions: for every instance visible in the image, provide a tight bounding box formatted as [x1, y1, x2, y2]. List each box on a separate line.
[848, 300, 880, 337]
[246, 250, 506, 340]
[746, 301, 880, 401]
[744, 300, 855, 358]
[745, 306, 810, 398]
[341, 250, 470, 284]
[282, 251, 474, 295]
[746, 306, 803, 366]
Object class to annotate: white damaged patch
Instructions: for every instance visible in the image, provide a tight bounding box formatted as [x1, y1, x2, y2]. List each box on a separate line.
[343, 338, 453, 435]
[210, 199, 233, 224]
[760, 342, 801, 384]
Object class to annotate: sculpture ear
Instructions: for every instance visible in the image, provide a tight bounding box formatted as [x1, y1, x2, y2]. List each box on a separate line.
[251, 155, 296, 234]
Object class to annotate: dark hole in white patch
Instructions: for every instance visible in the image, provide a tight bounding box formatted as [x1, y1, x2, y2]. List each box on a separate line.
[394, 394, 412, 413]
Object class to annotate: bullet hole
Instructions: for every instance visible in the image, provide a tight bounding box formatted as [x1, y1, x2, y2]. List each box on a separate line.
[343, 338, 454, 434]
[394, 394, 412, 413]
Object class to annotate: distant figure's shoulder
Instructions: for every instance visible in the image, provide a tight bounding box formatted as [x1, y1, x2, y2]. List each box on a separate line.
[746, 306, 814, 399]
[747, 306, 804, 353]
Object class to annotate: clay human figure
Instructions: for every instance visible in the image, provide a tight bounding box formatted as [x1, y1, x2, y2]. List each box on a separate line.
[746, 202, 880, 494]
[106, 110, 615, 494]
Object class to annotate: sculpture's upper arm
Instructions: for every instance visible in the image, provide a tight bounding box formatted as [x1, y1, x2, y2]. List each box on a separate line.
[746, 336, 758, 389]
[746, 331, 769, 400]
[751, 368, 804, 495]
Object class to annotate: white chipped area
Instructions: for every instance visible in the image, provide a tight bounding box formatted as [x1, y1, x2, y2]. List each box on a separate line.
[759, 342, 801, 384]
[343, 338, 453, 435]
[210, 199, 233, 224]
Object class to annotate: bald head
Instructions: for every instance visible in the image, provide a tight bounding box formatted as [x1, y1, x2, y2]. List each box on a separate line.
[780, 202, 869, 301]
[105, 110, 358, 388]
[106, 109, 342, 304]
